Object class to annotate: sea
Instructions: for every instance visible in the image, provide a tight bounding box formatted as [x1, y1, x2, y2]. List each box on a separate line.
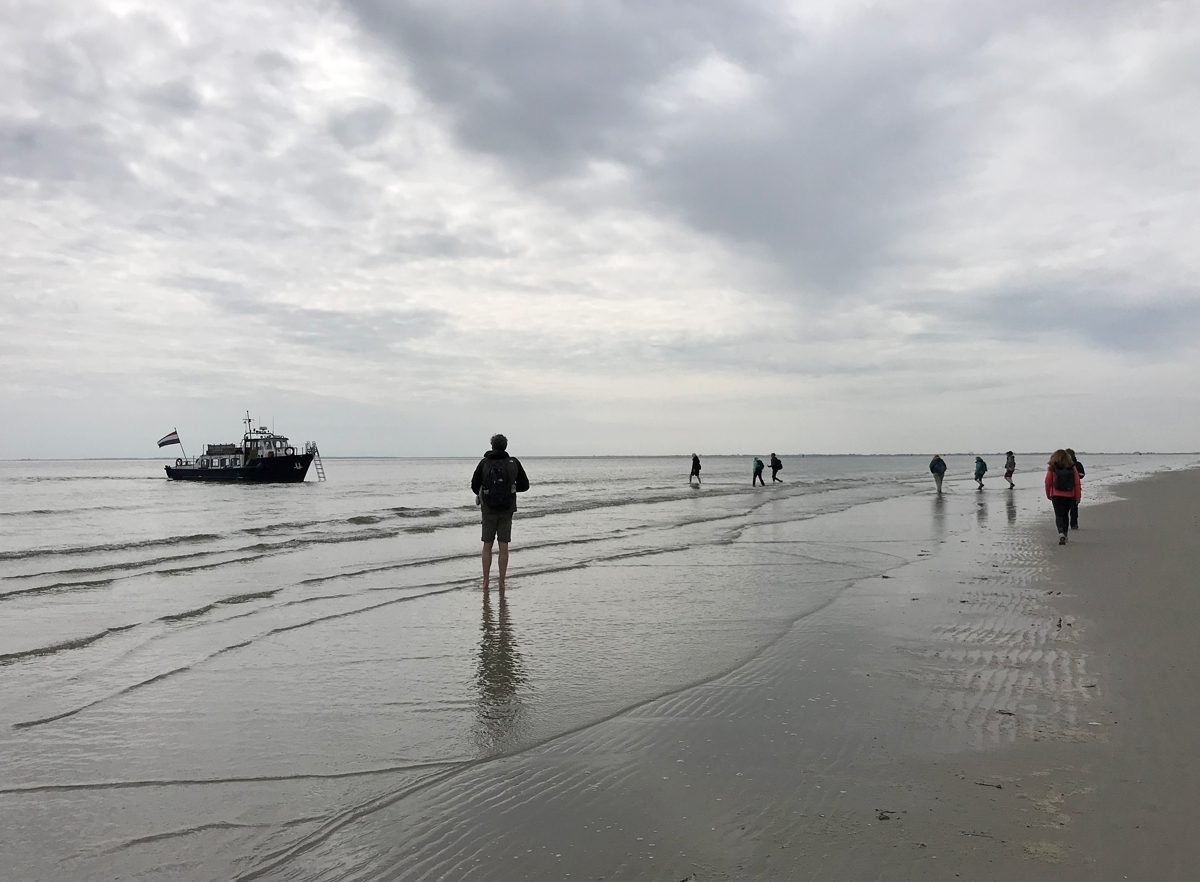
[0, 453, 1192, 880]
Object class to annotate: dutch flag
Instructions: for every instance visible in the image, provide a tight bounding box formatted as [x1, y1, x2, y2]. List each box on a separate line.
[157, 429, 181, 448]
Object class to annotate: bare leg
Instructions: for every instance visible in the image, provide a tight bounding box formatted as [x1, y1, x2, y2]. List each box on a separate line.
[481, 541, 493, 590]
[497, 542, 509, 591]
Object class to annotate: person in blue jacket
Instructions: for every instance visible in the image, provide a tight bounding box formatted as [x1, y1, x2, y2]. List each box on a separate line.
[974, 456, 988, 490]
[929, 454, 947, 494]
[752, 457, 765, 486]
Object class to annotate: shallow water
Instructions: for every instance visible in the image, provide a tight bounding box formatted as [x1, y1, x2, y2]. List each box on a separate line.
[0, 453, 1191, 879]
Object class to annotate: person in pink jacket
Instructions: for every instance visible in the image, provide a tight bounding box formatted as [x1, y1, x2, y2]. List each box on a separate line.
[1044, 449, 1082, 545]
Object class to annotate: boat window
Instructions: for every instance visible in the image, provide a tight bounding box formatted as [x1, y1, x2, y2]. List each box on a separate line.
[275, 440, 283, 448]
[220, 458, 228, 468]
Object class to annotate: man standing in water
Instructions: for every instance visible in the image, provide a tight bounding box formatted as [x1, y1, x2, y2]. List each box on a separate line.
[689, 453, 702, 485]
[929, 454, 947, 494]
[769, 453, 783, 483]
[471, 434, 530, 592]
[752, 457, 766, 486]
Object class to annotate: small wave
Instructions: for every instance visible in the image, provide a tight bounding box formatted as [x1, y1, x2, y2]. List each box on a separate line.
[347, 515, 381, 525]
[0, 760, 458, 795]
[0, 532, 222, 562]
[13, 664, 195, 729]
[0, 624, 136, 666]
[158, 590, 280, 622]
[219, 590, 278, 604]
[159, 604, 217, 622]
[0, 577, 115, 602]
[9, 548, 238, 582]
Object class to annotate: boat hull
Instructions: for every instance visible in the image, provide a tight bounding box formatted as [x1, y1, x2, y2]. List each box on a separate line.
[165, 454, 314, 483]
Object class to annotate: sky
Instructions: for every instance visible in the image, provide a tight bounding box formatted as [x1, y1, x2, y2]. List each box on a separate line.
[2, 0, 1198, 458]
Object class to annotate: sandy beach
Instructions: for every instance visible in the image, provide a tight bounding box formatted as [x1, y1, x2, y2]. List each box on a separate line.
[3, 459, 1197, 881]
[232, 468, 1200, 882]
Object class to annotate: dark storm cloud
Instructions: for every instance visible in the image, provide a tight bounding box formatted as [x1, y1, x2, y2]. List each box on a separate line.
[340, 0, 778, 172]
[335, 1, 975, 291]
[338, 0, 1196, 301]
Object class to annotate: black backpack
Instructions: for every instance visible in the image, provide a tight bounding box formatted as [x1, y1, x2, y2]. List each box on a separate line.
[480, 459, 515, 510]
[1053, 467, 1075, 492]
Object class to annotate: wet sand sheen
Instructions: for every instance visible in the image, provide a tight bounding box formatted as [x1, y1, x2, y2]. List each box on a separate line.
[243, 469, 1200, 882]
[2, 457, 1194, 880]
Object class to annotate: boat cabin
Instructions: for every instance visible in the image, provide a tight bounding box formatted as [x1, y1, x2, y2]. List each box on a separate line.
[193, 421, 296, 470]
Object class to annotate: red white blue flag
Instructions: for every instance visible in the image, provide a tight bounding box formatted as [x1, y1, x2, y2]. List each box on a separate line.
[157, 429, 181, 448]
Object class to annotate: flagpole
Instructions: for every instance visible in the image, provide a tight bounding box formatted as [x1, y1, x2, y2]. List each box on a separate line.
[176, 429, 188, 463]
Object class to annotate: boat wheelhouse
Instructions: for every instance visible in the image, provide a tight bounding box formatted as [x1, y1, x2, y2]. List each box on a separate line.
[164, 414, 324, 483]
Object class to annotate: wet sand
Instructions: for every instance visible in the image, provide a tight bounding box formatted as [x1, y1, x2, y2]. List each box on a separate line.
[249, 469, 1200, 882]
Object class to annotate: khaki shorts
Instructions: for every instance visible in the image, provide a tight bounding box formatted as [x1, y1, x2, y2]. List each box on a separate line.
[481, 508, 514, 544]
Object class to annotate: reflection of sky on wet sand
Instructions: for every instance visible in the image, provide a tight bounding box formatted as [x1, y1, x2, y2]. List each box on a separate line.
[474, 591, 529, 755]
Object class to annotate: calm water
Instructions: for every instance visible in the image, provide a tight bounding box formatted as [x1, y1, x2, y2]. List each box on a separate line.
[0, 453, 1192, 879]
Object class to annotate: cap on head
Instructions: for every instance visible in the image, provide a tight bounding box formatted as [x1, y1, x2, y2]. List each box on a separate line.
[490, 433, 508, 451]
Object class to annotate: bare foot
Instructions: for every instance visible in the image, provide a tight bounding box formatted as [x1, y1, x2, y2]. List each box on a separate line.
[482, 577, 490, 591]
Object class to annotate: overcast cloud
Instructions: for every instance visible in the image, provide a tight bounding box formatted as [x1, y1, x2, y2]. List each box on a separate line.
[2, 0, 1198, 457]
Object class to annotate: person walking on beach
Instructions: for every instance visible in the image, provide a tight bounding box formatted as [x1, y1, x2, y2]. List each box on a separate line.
[1066, 448, 1085, 529]
[752, 457, 765, 486]
[1045, 449, 1082, 544]
[929, 454, 947, 494]
[974, 455, 988, 489]
[769, 453, 783, 483]
[689, 453, 702, 486]
[471, 433, 530, 592]
[1004, 451, 1016, 489]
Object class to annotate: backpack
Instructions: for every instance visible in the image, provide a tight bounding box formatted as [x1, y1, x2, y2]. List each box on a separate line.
[1053, 467, 1075, 492]
[479, 459, 515, 510]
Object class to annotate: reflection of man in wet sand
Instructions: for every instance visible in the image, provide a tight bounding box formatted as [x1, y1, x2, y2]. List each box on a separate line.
[473, 590, 528, 755]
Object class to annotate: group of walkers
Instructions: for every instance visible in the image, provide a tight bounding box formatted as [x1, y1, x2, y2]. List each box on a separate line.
[930, 451, 1019, 493]
[929, 449, 1086, 545]
[688, 453, 783, 487]
[470, 435, 1095, 593]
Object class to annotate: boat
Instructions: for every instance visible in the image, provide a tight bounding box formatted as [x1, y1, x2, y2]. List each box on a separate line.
[163, 414, 322, 483]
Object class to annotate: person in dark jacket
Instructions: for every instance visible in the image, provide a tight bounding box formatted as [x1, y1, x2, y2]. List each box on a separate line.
[974, 456, 988, 489]
[1066, 448, 1085, 529]
[769, 453, 783, 483]
[929, 454, 947, 494]
[470, 433, 530, 591]
[1045, 448, 1082, 544]
[752, 457, 765, 486]
[689, 453, 702, 485]
[1004, 451, 1016, 488]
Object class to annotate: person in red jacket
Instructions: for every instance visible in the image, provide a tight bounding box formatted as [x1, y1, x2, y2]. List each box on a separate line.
[1045, 449, 1082, 545]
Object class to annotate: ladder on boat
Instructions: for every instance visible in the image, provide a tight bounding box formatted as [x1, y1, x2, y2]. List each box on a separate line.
[307, 442, 327, 482]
